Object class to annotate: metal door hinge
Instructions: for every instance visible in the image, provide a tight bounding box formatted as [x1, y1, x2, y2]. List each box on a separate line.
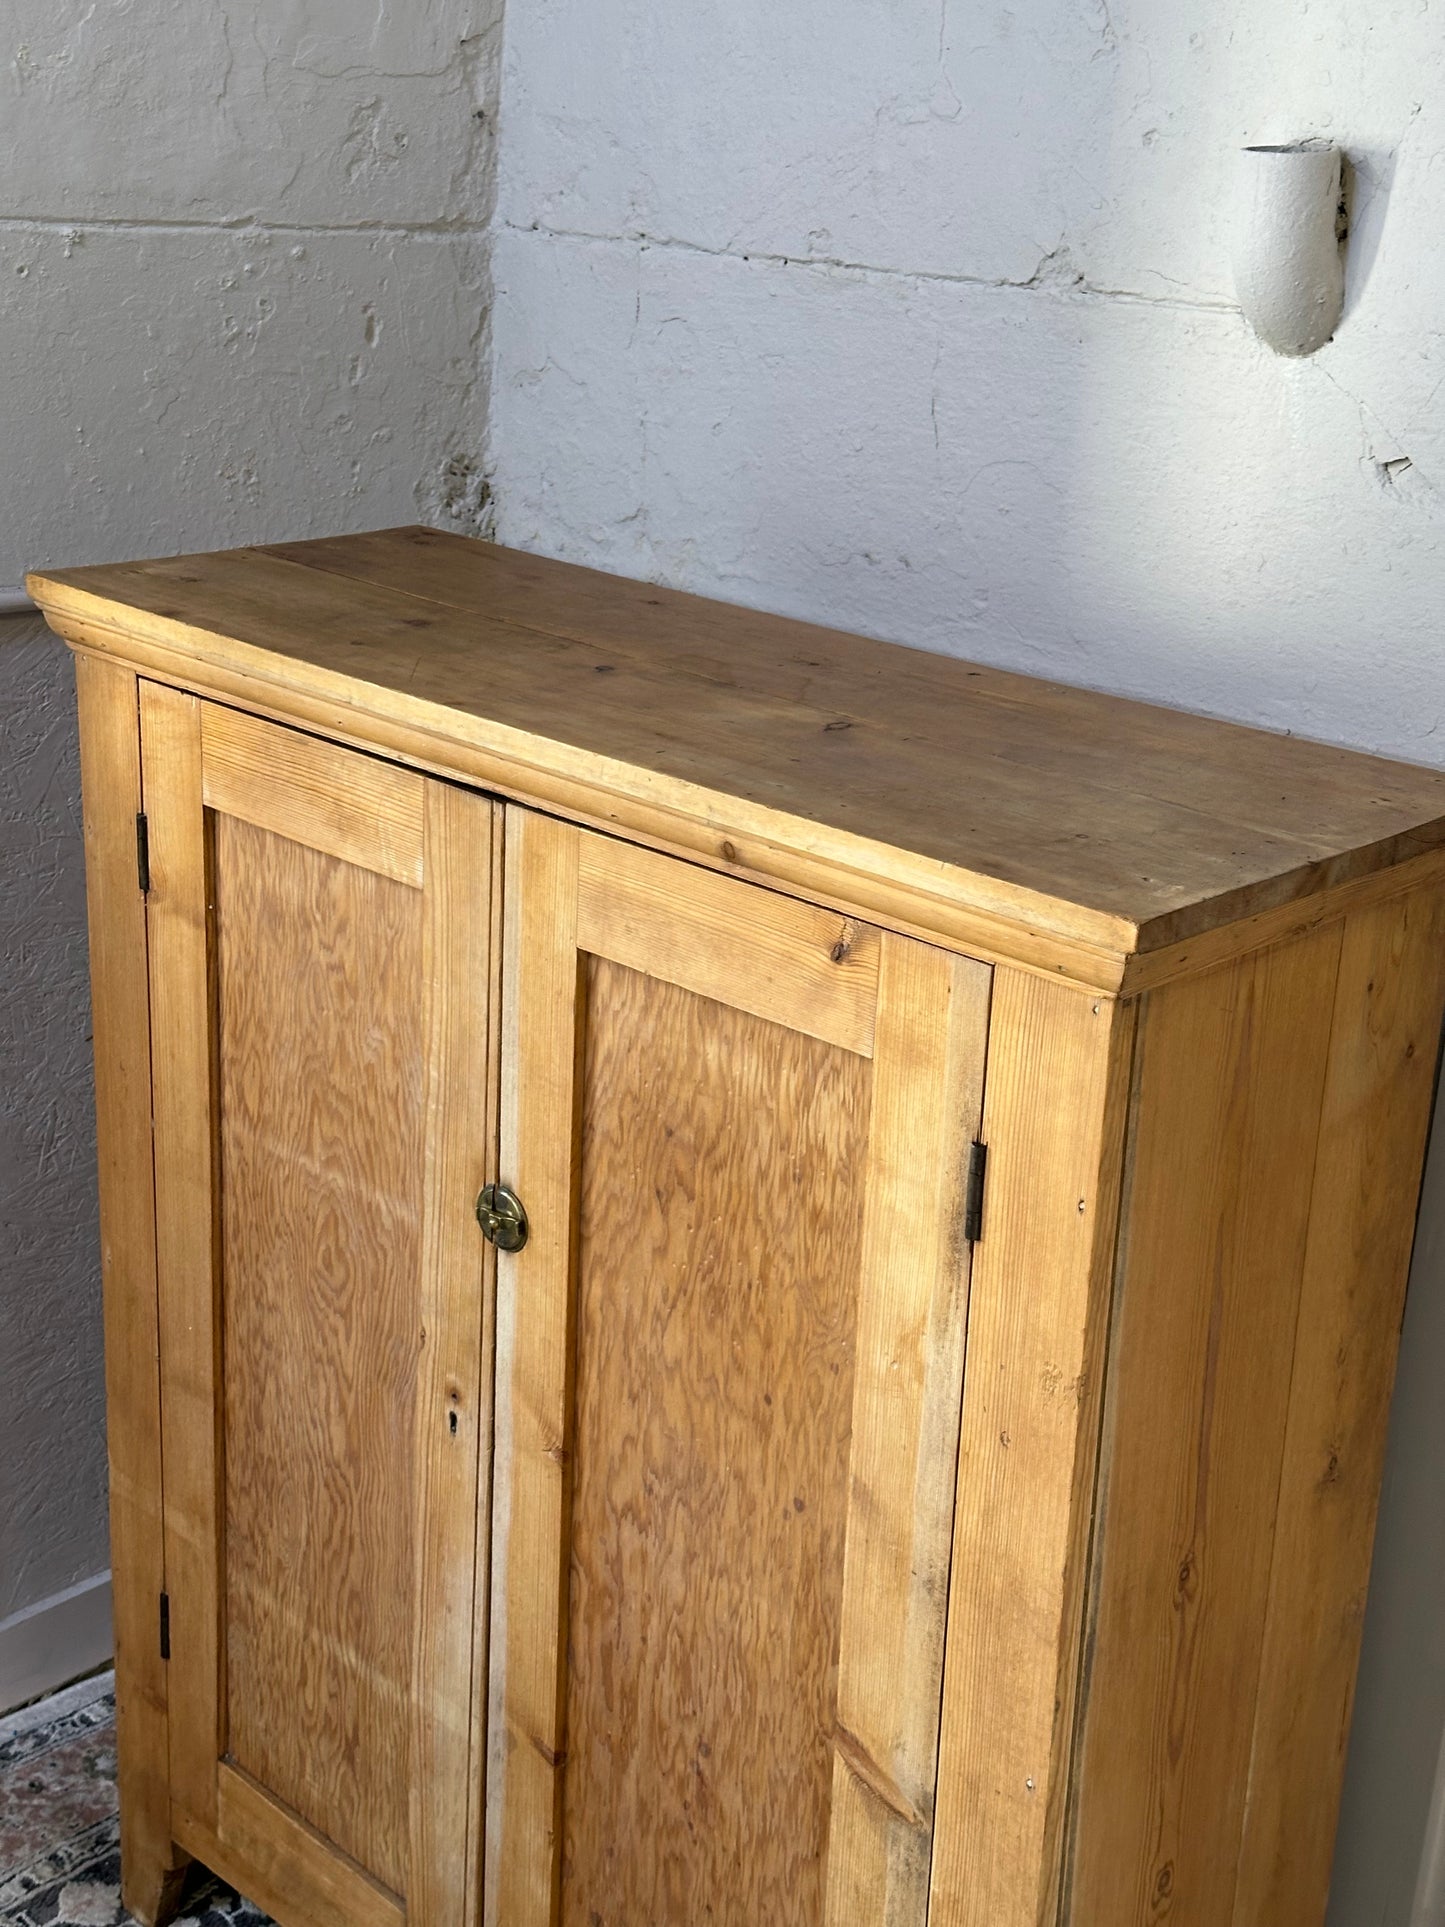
[159, 1591, 170, 1661]
[136, 813, 150, 895]
[964, 1141, 988, 1246]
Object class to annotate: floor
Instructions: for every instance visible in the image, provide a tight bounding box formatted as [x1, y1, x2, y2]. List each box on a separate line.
[0, 1675, 272, 1926]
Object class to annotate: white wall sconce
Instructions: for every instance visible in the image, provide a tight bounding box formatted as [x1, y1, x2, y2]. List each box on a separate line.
[1233, 141, 1346, 357]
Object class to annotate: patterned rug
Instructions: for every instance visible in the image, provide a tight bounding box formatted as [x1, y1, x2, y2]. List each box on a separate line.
[0, 1675, 274, 1927]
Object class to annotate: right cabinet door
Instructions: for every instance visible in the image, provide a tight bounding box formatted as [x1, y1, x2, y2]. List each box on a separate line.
[484, 809, 992, 1927]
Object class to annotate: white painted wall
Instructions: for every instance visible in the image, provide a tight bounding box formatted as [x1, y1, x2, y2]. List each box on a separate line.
[0, 0, 500, 1709]
[485, 1, 1445, 1917]
[489, 0, 1445, 760]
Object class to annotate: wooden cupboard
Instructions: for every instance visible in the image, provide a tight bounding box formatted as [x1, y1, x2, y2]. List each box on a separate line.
[30, 526, 1445, 1927]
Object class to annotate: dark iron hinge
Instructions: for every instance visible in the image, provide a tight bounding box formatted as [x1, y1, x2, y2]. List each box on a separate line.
[159, 1591, 170, 1661]
[964, 1141, 988, 1245]
[136, 813, 150, 895]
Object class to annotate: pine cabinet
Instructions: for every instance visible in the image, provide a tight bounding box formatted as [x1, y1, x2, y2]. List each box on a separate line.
[31, 528, 1445, 1927]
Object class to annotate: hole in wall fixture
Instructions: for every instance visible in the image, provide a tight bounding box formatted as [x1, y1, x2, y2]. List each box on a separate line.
[1233, 140, 1347, 357]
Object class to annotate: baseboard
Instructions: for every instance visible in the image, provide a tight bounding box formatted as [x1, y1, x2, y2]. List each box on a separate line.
[0, 1572, 114, 1716]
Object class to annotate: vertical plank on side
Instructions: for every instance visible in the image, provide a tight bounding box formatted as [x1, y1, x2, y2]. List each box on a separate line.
[823, 937, 991, 1925]
[1066, 924, 1346, 1923]
[75, 655, 190, 1926]
[408, 782, 498, 1927]
[139, 680, 221, 1835]
[929, 972, 1133, 1927]
[486, 808, 583, 1927]
[1233, 884, 1445, 1926]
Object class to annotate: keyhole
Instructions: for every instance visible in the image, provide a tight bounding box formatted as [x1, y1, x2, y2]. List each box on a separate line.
[449, 1411, 458, 1436]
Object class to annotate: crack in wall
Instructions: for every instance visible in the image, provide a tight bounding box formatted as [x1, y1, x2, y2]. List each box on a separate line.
[1314, 361, 1441, 501]
[501, 217, 1238, 317]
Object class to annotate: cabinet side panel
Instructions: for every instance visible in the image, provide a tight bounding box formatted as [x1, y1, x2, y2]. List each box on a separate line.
[1067, 924, 1346, 1924]
[561, 957, 871, 1927]
[216, 815, 423, 1896]
[75, 655, 189, 1924]
[929, 975, 1132, 1927]
[1232, 884, 1445, 1926]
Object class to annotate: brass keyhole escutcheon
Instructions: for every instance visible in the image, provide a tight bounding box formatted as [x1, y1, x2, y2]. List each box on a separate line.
[476, 1182, 529, 1252]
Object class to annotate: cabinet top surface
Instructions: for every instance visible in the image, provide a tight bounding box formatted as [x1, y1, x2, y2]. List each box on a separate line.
[30, 525, 1445, 971]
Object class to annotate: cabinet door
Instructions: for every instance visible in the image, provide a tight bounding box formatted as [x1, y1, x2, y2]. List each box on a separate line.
[140, 685, 499, 1927]
[485, 811, 992, 1927]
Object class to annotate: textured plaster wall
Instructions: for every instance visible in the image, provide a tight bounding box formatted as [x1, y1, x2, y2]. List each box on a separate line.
[0, 622, 100, 1624]
[486, 3, 1445, 1918]
[3, 0, 503, 593]
[489, 0, 1445, 761]
[0, 0, 501, 1659]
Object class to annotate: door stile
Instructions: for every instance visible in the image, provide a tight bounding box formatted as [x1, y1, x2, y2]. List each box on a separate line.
[486, 808, 586, 1927]
[407, 780, 501, 1927]
[929, 975, 1133, 1927]
[76, 657, 192, 1925]
[139, 679, 224, 1834]
[464, 801, 507, 1927]
[822, 935, 993, 1925]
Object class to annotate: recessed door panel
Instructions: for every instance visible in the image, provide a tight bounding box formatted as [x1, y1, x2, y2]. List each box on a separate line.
[217, 816, 423, 1893]
[564, 957, 870, 1926]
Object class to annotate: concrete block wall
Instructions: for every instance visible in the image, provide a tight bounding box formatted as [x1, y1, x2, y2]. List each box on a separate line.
[2, 0, 502, 596]
[0, 0, 501, 1711]
[488, 0, 1445, 762]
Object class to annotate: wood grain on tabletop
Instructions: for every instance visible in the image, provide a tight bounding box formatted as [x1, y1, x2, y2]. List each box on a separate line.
[217, 813, 422, 1897]
[29, 526, 1445, 952]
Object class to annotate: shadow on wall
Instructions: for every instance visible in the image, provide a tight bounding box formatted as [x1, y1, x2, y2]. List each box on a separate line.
[0, 618, 110, 1707]
[1339, 146, 1400, 326]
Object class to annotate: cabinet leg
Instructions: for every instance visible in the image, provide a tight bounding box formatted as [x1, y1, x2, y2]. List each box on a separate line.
[120, 1839, 191, 1927]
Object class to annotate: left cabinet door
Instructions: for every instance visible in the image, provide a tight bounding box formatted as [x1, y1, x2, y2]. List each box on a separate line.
[139, 685, 500, 1927]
